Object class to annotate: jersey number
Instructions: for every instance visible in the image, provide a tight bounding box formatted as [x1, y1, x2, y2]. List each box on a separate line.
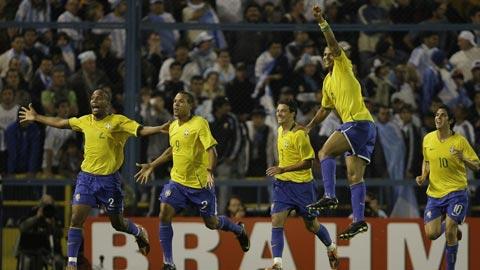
[439, 158, 448, 168]
[175, 140, 180, 151]
[452, 204, 463, 216]
[200, 200, 208, 210]
[108, 198, 115, 208]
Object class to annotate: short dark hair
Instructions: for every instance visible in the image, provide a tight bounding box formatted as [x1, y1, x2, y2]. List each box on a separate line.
[177, 90, 195, 105]
[437, 104, 455, 130]
[190, 75, 203, 82]
[277, 98, 298, 115]
[170, 61, 182, 69]
[94, 88, 112, 102]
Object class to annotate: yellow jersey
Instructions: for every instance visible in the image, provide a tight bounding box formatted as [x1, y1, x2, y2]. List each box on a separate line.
[169, 116, 217, 188]
[321, 50, 374, 123]
[69, 114, 140, 175]
[423, 131, 479, 198]
[276, 126, 314, 183]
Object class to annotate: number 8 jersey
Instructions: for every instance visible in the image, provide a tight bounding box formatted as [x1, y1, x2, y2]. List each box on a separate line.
[422, 131, 479, 198]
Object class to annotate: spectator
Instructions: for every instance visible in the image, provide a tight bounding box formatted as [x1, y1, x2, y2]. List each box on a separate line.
[468, 92, 480, 149]
[364, 192, 388, 218]
[374, 39, 408, 68]
[54, 32, 76, 74]
[390, 64, 418, 110]
[470, 7, 480, 44]
[190, 31, 218, 74]
[292, 54, 322, 95]
[68, 50, 110, 116]
[209, 49, 235, 86]
[57, 138, 82, 178]
[41, 67, 78, 116]
[407, 31, 439, 80]
[42, 100, 75, 178]
[447, 70, 472, 109]
[143, 0, 179, 57]
[22, 29, 45, 71]
[5, 114, 43, 177]
[215, 0, 243, 23]
[245, 107, 275, 177]
[57, 0, 83, 49]
[15, 0, 51, 23]
[4, 69, 30, 106]
[94, 0, 126, 58]
[279, 0, 307, 45]
[449, 31, 480, 81]
[285, 31, 313, 65]
[465, 60, 480, 99]
[29, 56, 52, 111]
[188, 75, 205, 105]
[17, 194, 64, 270]
[398, 105, 422, 178]
[158, 44, 200, 87]
[225, 62, 255, 120]
[202, 70, 224, 100]
[453, 105, 475, 146]
[0, 35, 33, 80]
[254, 40, 290, 104]
[95, 34, 121, 84]
[364, 59, 394, 106]
[0, 87, 19, 176]
[389, 0, 415, 51]
[182, 0, 226, 49]
[157, 61, 184, 111]
[225, 195, 247, 218]
[420, 49, 446, 115]
[228, 2, 270, 76]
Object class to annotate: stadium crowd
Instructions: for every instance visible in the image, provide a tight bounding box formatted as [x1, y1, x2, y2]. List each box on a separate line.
[1, 0, 480, 218]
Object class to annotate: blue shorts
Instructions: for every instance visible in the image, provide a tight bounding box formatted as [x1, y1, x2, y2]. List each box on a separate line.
[424, 190, 468, 224]
[271, 179, 317, 219]
[73, 171, 124, 214]
[160, 180, 217, 217]
[336, 121, 376, 163]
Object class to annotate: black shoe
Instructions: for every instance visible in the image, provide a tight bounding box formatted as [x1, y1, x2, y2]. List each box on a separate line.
[307, 197, 339, 212]
[163, 263, 176, 270]
[135, 225, 150, 256]
[236, 222, 250, 252]
[338, 221, 368, 240]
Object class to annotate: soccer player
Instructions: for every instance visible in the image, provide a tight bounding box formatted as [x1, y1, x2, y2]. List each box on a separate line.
[135, 91, 250, 270]
[304, 6, 377, 239]
[265, 100, 338, 270]
[19, 89, 168, 270]
[416, 105, 479, 270]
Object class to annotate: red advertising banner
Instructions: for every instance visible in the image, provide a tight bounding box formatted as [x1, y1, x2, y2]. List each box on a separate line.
[83, 217, 480, 270]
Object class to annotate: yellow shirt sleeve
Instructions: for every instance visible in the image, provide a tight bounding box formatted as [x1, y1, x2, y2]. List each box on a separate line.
[68, 116, 88, 132]
[295, 130, 315, 161]
[333, 49, 353, 72]
[113, 115, 140, 137]
[461, 136, 480, 163]
[422, 135, 428, 161]
[198, 119, 217, 150]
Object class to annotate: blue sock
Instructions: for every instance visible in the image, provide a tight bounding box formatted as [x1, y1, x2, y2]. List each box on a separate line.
[446, 244, 458, 270]
[125, 219, 140, 236]
[321, 157, 336, 198]
[67, 227, 83, 266]
[218, 215, 242, 235]
[351, 182, 366, 223]
[159, 223, 174, 265]
[315, 225, 332, 247]
[271, 227, 284, 258]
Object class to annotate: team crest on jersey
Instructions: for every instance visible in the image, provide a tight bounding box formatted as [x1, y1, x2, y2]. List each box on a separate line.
[165, 189, 172, 197]
[75, 194, 81, 201]
[283, 141, 290, 148]
[105, 123, 112, 129]
[184, 129, 190, 136]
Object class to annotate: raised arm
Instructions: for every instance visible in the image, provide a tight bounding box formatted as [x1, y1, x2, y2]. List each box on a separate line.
[19, 104, 70, 129]
[312, 6, 341, 57]
[135, 147, 173, 184]
[306, 106, 332, 132]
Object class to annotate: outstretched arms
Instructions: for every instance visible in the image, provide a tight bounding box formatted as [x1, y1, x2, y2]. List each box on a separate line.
[19, 103, 70, 129]
[137, 120, 172, 136]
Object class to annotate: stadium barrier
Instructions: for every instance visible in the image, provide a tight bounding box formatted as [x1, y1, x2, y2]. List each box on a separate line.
[83, 217, 479, 270]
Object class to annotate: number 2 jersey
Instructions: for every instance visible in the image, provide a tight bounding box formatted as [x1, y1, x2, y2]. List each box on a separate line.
[169, 116, 217, 188]
[422, 131, 479, 198]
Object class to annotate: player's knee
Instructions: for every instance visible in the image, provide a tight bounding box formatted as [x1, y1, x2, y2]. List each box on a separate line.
[304, 223, 317, 233]
[426, 230, 440, 240]
[70, 214, 84, 228]
[204, 220, 218, 230]
[318, 149, 328, 160]
[445, 229, 457, 242]
[111, 220, 126, 232]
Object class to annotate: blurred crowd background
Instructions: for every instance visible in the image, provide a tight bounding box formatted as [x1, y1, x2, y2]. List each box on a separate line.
[1, 0, 480, 230]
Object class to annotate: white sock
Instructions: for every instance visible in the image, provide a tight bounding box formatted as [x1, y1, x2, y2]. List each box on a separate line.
[273, 257, 282, 266]
[327, 242, 337, 251]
